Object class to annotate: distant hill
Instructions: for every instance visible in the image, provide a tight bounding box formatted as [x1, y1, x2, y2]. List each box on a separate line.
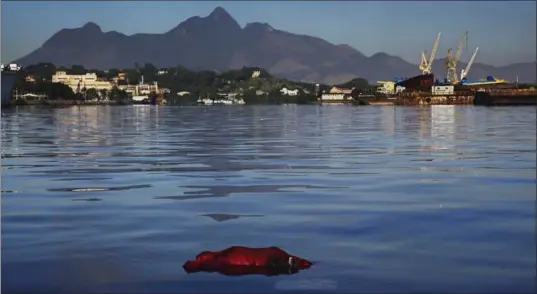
[14, 7, 537, 84]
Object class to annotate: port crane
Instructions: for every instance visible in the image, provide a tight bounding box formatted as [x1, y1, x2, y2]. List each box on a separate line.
[418, 32, 442, 75]
[460, 46, 479, 81]
[445, 30, 468, 84]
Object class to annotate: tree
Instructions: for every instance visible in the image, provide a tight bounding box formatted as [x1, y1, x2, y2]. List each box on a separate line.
[86, 88, 99, 100]
[141, 63, 157, 83]
[99, 89, 108, 100]
[337, 77, 370, 90]
[89, 69, 107, 78]
[109, 86, 128, 101]
[125, 69, 140, 85]
[22, 62, 57, 82]
[69, 65, 87, 75]
[105, 68, 120, 80]
[34, 81, 75, 100]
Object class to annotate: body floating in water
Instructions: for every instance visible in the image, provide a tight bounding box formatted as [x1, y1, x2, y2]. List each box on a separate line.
[183, 246, 313, 276]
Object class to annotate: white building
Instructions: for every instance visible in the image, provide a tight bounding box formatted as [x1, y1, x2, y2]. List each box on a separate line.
[320, 86, 353, 102]
[320, 93, 346, 101]
[280, 87, 299, 96]
[1, 63, 22, 72]
[52, 71, 113, 92]
[119, 83, 158, 95]
[432, 85, 455, 95]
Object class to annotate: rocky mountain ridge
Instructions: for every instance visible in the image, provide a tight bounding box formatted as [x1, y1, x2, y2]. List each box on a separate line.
[14, 7, 536, 84]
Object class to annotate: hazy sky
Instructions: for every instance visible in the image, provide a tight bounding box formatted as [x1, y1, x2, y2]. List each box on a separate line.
[2, 1, 535, 66]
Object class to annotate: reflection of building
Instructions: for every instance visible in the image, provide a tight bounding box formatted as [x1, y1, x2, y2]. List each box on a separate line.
[430, 105, 456, 150]
[418, 108, 432, 140]
[54, 106, 112, 145]
[380, 106, 396, 135]
[1, 108, 21, 155]
[52, 71, 113, 92]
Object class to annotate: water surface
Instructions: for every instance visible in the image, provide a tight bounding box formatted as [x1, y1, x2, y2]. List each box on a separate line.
[2, 105, 535, 293]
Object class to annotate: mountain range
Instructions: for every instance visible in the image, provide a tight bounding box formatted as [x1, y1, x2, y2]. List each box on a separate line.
[14, 7, 536, 85]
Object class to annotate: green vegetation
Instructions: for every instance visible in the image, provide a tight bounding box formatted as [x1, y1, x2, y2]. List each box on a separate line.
[15, 63, 372, 105]
[336, 77, 377, 96]
[14, 63, 130, 103]
[336, 77, 371, 89]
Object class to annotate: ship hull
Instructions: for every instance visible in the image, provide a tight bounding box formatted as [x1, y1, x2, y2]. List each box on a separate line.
[1, 72, 17, 107]
[474, 90, 537, 106]
[396, 74, 434, 91]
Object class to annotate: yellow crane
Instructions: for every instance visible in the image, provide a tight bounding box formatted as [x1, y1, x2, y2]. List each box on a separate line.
[419, 51, 428, 73]
[445, 31, 468, 84]
[418, 32, 442, 75]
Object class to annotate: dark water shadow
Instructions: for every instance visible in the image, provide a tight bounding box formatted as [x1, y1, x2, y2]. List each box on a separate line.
[48, 184, 152, 192]
[200, 213, 265, 222]
[72, 198, 102, 202]
[155, 184, 344, 201]
[184, 264, 305, 277]
[1, 190, 20, 194]
[52, 177, 113, 182]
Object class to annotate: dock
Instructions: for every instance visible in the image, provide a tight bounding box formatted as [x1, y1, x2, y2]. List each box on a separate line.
[351, 88, 537, 107]
[474, 89, 537, 106]
[394, 92, 474, 106]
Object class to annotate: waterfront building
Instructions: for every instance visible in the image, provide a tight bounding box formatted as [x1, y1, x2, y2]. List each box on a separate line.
[320, 86, 354, 102]
[52, 71, 113, 92]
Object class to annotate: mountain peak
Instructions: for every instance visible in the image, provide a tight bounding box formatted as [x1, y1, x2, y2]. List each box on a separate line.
[82, 22, 101, 32]
[166, 7, 240, 35]
[14, 10, 536, 84]
[208, 6, 233, 21]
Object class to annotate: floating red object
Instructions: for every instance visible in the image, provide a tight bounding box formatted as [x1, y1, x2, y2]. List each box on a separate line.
[183, 246, 313, 276]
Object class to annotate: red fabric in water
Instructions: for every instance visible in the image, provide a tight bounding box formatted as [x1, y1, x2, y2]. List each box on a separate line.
[183, 246, 312, 276]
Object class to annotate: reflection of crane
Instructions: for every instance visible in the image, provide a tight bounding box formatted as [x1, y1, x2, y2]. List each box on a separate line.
[460, 47, 479, 81]
[445, 31, 468, 84]
[419, 32, 442, 75]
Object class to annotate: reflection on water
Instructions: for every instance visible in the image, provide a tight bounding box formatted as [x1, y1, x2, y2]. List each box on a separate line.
[200, 214, 264, 222]
[431, 105, 456, 150]
[2, 105, 536, 293]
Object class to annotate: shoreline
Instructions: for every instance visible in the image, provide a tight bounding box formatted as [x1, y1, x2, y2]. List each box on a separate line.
[5, 101, 536, 108]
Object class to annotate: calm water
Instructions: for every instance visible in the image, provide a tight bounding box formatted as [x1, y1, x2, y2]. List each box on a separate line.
[1, 105, 535, 293]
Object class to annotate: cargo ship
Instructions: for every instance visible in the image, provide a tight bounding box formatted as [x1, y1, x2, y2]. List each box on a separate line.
[366, 74, 475, 106]
[1, 63, 22, 107]
[378, 73, 535, 106]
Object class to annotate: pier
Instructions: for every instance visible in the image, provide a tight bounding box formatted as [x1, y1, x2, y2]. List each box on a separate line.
[474, 89, 537, 106]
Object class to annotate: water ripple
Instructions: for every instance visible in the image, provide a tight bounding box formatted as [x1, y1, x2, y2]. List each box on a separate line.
[1, 105, 535, 293]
